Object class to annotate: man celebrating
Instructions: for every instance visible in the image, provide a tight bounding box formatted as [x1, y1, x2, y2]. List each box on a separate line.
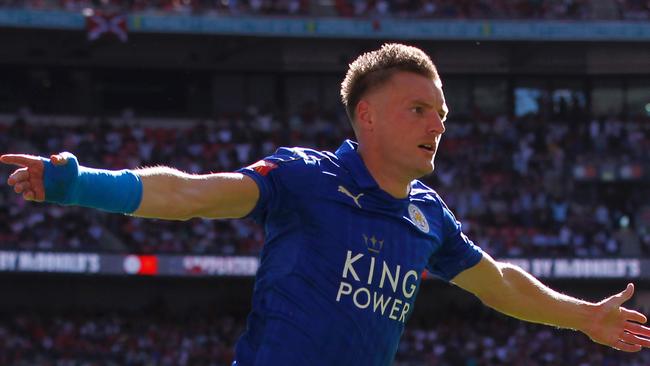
[3, 43, 650, 365]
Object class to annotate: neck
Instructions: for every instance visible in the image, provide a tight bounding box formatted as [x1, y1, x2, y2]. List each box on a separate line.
[358, 143, 411, 199]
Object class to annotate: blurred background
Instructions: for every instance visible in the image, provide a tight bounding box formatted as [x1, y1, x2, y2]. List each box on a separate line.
[1, 0, 650, 365]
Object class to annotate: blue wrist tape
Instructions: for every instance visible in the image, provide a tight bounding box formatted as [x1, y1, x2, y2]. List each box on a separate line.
[42, 152, 143, 214]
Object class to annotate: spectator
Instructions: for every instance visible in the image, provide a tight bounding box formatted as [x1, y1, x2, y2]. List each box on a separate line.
[2, 109, 649, 257]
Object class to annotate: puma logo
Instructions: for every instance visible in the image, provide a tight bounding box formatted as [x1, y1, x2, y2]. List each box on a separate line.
[338, 185, 364, 208]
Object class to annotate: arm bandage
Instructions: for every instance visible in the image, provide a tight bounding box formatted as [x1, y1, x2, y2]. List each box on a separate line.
[42, 152, 143, 214]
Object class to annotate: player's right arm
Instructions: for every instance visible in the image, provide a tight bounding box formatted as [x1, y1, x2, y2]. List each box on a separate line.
[134, 167, 258, 220]
[0, 152, 259, 220]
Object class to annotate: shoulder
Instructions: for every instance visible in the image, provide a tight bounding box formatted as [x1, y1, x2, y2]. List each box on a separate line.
[409, 180, 459, 222]
[241, 146, 340, 192]
[258, 147, 340, 177]
[265, 146, 338, 166]
[410, 181, 463, 236]
[409, 180, 443, 207]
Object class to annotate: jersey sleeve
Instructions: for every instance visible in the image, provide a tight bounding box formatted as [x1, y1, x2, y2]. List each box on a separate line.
[236, 147, 318, 224]
[426, 198, 483, 281]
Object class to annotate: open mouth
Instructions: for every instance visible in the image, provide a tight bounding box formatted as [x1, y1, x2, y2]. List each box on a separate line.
[418, 144, 434, 152]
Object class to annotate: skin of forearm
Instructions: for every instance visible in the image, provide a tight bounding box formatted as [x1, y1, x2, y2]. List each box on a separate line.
[132, 166, 253, 220]
[481, 263, 594, 332]
[133, 166, 209, 220]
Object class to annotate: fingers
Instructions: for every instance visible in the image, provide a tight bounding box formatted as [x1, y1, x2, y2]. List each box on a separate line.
[626, 322, 650, 337]
[1, 153, 69, 167]
[7, 167, 29, 186]
[622, 308, 648, 325]
[612, 283, 635, 307]
[3, 154, 47, 202]
[0, 153, 42, 168]
[23, 190, 35, 201]
[620, 331, 650, 350]
[614, 340, 642, 353]
[50, 153, 69, 166]
[609, 315, 650, 353]
[12, 181, 37, 201]
[13, 180, 28, 194]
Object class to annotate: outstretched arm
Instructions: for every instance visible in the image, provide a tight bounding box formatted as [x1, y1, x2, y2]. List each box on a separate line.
[452, 252, 650, 352]
[134, 167, 258, 220]
[1, 152, 259, 220]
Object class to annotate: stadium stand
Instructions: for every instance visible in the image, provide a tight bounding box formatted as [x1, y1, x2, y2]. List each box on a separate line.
[2, 110, 649, 257]
[3, 305, 650, 365]
[2, 0, 650, 364]
[1, 0, 649, 19]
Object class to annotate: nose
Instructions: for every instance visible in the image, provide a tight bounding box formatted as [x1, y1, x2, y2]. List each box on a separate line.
[429, 112, 445, 135]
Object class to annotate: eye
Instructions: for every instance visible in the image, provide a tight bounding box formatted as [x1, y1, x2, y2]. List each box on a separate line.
[411, 106, 424, 115]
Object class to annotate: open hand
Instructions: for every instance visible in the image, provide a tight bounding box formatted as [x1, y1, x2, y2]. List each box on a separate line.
[0, 153, 68, 201]
[583, 283, 650, 352]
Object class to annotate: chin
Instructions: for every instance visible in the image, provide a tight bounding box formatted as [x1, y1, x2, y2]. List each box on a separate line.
[413, 164, 435, 179]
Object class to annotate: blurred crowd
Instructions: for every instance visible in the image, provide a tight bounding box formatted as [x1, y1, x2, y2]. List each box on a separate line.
[2, 307, 650, 365]
[2, 107, 650, 258]
[436, 113, 650, 258]
[0, 107, 349, 255]
[0, 310, 242, 365]
[396, 310, 650, 366]
[0, 0, 649, 19]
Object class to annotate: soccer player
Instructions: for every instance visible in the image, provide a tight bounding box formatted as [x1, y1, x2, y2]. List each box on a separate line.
[3, 43, 650, 365]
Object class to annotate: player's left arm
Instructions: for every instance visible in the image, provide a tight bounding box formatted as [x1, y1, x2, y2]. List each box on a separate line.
[452, 252, 650, 352]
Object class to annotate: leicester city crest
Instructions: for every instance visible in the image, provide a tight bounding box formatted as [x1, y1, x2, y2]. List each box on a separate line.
[408, 204, 429, 234]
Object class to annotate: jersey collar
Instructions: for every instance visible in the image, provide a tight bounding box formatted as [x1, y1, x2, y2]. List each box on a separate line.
[335, 139, 379, 190]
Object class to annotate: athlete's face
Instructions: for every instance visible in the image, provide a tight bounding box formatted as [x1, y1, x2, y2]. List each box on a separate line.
[361, 71, 447, 180]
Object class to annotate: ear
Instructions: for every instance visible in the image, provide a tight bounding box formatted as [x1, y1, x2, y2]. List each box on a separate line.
[355, 100, 374, 132]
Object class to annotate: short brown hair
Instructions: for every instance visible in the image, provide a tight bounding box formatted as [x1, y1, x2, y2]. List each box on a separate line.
[340, 43, 439, 123]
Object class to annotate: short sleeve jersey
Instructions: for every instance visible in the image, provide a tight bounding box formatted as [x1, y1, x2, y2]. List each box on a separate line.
[234, 140, 483, 366]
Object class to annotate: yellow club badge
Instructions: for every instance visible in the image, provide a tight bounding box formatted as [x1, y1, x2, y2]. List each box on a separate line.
[408, 204, 429, 234]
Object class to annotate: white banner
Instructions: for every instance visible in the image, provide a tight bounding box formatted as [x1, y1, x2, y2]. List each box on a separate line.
[501, 258, 641, 279]
[0, 251, 644, 279]
[0, 251, 100, 273]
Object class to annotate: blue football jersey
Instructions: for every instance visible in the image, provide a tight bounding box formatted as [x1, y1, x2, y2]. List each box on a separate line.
[234, 140, 483, 366]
